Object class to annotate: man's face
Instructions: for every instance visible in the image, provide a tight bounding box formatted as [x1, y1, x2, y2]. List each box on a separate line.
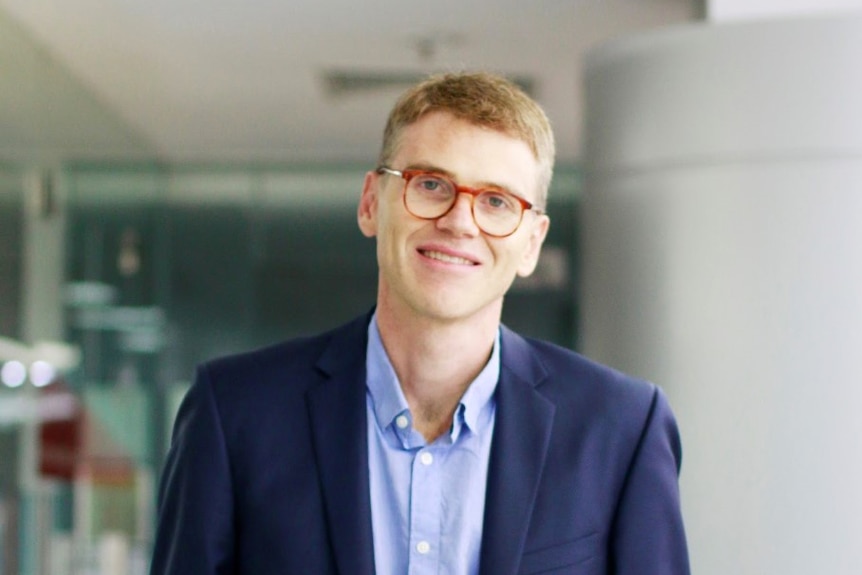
[358, 111, 550, 324]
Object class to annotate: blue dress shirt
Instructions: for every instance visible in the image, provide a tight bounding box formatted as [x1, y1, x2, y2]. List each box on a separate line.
[365, 315, 499, 575]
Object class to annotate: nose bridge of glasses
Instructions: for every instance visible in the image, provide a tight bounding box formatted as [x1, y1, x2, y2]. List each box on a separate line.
[443, 188, 480, 224]
[451, 184, 479, 206]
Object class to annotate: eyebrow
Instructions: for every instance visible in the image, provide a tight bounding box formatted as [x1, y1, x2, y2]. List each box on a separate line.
[403, 162, 524, 198]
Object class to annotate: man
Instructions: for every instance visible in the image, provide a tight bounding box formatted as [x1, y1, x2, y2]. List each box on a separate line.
[150, 72, 689, 574]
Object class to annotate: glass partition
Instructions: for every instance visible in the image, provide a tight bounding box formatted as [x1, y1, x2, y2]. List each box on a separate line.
[0, 165, 24, 575]
[2, 162, 580, 574]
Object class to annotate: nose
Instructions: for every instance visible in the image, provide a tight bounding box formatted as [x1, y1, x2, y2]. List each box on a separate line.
[435, 192, 480, 236]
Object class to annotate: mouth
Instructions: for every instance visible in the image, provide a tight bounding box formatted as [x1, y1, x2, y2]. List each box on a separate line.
[419, 249, 478, 266]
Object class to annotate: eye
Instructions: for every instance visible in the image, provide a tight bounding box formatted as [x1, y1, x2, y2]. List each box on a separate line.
[479, 191, 518, 213]
[411, 174, 452, 197]
[420, 178, 441, 191]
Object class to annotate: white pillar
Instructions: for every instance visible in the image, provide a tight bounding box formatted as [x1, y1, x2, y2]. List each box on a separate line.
[581, 15, 862, 575]
[707, 0, 862, 21]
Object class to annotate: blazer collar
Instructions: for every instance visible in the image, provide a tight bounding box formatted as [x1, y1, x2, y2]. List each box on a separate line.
[306, 312, 376, 575]
[479, 326, 556, 575]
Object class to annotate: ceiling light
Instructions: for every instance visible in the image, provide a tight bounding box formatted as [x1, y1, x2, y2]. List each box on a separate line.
[30, 361, 57, 388]
[1, 361, 27, 388]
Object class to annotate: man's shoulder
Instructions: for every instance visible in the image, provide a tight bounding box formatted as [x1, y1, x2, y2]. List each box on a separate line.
[198, 312, 370, 391]
[501, 327, 658, 413]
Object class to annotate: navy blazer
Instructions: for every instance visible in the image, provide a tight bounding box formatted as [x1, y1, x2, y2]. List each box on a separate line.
[150, 313, 689, 574]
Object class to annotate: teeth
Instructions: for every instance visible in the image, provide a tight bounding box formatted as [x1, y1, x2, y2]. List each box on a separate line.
[423, 250, 474, 265]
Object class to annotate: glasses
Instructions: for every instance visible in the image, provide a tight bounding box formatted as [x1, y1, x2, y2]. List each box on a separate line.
[377, 167, 542, 238]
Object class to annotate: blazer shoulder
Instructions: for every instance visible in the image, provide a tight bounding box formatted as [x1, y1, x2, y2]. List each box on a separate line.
[198, 312, 371, 399]
[502, 329, 665, 430]
[505, 331, 684, 479]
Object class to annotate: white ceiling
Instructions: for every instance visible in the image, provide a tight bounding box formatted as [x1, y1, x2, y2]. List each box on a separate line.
[0, 0, 696, 166]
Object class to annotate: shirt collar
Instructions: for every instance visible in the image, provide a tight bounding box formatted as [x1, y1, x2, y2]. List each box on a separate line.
[365, 312, 499, 441]
[366, 314, 410, 433]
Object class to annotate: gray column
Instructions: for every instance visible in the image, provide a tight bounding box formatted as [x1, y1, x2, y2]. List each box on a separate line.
[581, 16, 862, 575]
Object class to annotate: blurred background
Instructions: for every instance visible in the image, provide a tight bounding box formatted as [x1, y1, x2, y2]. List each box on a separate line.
[2, 1, 862, 574]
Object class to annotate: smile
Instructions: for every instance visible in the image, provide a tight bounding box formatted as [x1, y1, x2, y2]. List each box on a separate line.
[420, 250, 477, 266]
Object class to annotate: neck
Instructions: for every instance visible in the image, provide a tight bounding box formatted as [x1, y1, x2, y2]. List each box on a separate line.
[374, 299, 500, 442]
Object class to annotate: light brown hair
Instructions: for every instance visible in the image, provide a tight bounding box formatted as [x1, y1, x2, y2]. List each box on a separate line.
[378, 72, 556, 206]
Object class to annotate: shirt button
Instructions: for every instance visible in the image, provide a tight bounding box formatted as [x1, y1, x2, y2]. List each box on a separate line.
[416, 541, 431, 554]
[395, 415, 409, 429]
[420, 452, 433, 466]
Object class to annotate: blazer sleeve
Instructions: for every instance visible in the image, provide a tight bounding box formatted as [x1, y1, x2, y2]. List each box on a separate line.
[150, 366, 236, 575]
[611, 386, 690, 575]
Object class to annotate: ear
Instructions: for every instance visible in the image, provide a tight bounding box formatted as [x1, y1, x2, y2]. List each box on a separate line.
[516, 214, 550, 277]
[357, 171, 379, 238]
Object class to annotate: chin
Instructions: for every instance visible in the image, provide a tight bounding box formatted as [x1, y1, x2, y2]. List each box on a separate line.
[420, 298, 503, 324]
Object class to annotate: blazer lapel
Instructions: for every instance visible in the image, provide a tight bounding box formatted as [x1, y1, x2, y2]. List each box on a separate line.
[479, 327, 556, 575]
[305, 315, 376, 575]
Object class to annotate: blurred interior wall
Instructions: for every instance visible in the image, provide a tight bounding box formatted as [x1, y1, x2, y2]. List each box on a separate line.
[581, 14, 862, 575]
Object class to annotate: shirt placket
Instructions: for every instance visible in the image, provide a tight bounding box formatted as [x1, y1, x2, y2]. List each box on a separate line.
[407, 446, 442, 574]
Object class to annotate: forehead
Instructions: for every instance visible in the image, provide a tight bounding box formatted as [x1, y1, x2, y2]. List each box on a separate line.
[391, 111, 540, 200]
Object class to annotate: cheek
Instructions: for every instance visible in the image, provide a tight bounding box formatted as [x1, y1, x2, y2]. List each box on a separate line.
[375, 211, 410, 259]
